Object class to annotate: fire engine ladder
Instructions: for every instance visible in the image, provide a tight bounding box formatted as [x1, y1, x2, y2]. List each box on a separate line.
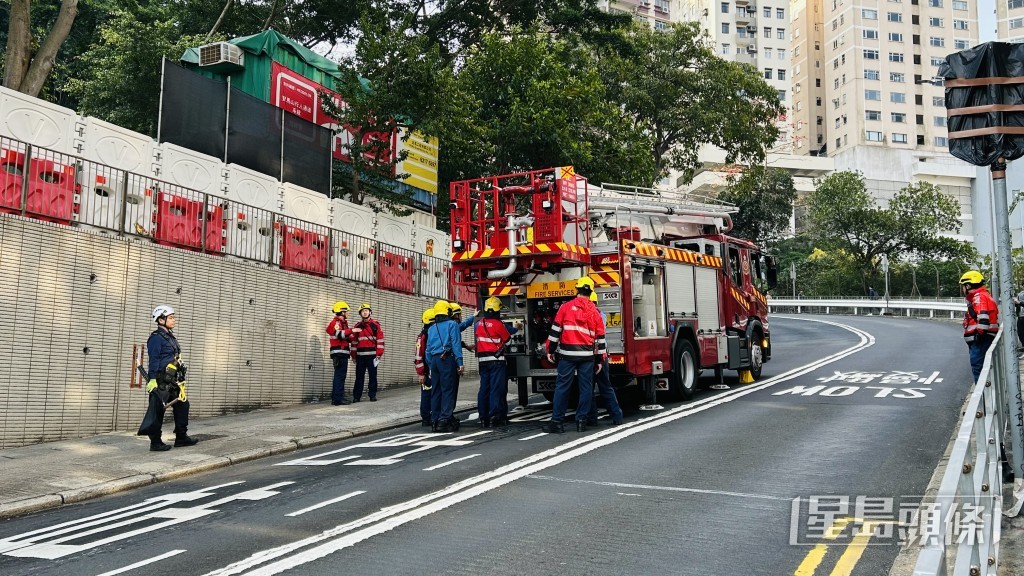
[587, 183, 738, 244]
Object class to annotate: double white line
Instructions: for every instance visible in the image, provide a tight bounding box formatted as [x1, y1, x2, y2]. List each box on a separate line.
[206, 317, 874, 576]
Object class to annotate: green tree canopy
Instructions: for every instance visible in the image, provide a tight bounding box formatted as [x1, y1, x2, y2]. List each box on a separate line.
[716, 166, 796, 247]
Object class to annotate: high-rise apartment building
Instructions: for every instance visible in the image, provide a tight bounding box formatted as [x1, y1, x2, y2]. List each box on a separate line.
[604, 0, 679, 29]
[788, 0, 979, 241]
[997, 0, 1024, 42]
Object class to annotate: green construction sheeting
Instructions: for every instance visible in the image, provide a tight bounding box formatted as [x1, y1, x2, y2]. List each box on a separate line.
[181, 29, 342, 100]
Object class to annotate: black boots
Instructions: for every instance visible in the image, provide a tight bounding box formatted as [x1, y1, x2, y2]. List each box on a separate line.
[150, 443, 171, 452]
[174, 435, 199, 447]
[544, 421, 564, 434]
[575, 421, 587, 432]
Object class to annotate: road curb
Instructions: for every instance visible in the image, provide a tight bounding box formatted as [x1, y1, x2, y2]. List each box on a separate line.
[0, 414, 437, 520]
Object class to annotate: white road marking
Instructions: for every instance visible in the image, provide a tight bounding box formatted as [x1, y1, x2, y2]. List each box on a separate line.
[279, 432, 490, 467]
[518, 433, 548, 441]
[93, 549, 187, 576]
[527, 475, 792, 501]
[203, 317, 872, 576]
[423, 454, 481, 471]
[286, 492, 366, 517]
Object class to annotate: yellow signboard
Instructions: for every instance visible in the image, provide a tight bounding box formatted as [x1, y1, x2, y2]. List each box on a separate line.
[396, 129, 439, 194]
[526, 280, 577, 299]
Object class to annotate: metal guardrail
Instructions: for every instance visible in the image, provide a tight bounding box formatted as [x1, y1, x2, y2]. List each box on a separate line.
[769, 298, 966, 318]
[0, 134, 467, 304]
[913, 328, 1008, 576]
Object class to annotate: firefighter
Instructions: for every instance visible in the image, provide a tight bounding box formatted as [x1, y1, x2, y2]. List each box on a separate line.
[426, 300, 464, 432]
[351, 303, 385, 402]
[960, 270, 999, 383]
[475, 296, 516, 428]
[143, 305, 198, 451]
[544, 277, 605, 433]
[447, 302, 477, 409]
[326, 301, 353, 405]
[415, 308, 436, 426]
[587, 291, 623, 426]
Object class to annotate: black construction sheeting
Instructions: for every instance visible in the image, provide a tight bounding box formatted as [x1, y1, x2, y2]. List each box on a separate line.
[282, 113, 332, 195]
[940, 42, 1024, 166]
[226, 88, 283, 178]
[159, 62, 227, 159]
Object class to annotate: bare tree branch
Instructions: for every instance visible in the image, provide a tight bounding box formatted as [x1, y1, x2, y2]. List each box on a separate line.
[206, 0, 234, 42]
[21, 0, 79, 97]
[262, 0, 281, 31]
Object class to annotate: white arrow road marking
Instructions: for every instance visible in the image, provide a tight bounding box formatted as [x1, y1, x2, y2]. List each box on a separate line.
[93, 549, 187, 576]
[277, 432, 488, 467]
[518, 433, 548, 441]
[343, 431, 491, 466]
[204, 317, 872, 576]
[286, 492, 366, 518]
[423, 454, 481, 471]
[1, 482, 292, 560]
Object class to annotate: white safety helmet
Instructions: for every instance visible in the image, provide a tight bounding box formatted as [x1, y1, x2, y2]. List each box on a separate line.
[152, 305, 175, 323]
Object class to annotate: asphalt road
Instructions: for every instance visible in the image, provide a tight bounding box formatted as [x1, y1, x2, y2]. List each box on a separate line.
[0, 314, 975, 576]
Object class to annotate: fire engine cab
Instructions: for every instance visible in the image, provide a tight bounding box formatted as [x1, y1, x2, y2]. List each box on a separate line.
[449, 167, 778, 406]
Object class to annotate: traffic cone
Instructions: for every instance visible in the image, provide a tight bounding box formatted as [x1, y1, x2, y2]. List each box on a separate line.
[738, 370, 754, 384]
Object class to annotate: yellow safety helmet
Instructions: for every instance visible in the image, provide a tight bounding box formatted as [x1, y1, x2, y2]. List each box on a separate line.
[449, 302, 462, 314]
[589, 291, 598, 303]
[959, 270, 984, 285]
[422, 308, 437, 325]
[433, 299, 451, 316]
[575, 276, 595, 291]
[332, 301, 349, 314]
[359, 302, 372, 312]
[484, 296, 502, 312]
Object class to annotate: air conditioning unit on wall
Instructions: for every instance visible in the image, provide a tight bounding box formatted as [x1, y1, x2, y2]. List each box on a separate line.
[198, 42, 245, 72]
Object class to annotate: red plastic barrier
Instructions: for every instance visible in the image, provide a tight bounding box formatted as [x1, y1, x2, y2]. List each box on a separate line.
[153, 193, 226, 253]
[377, 250, 414, 294]
[280, 224, 329, 276]
[0, 149, 79, 224]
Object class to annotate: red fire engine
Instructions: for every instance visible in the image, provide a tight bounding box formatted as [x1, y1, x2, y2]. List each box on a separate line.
[449, 167, 779, 406]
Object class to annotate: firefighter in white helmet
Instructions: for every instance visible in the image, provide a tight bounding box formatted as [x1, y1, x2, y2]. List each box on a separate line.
[138, 305, 198, 451]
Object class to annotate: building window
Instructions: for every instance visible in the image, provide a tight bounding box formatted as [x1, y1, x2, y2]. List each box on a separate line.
[654, 20, 669, 30]
[722, 43, 731, 55]
[892, 112, 906, 122]
[892, 133, 908, 143]
[836, 138, 842, 149]
[764, 6, 772, 17]
[738, 27, 748, 37]
[888, 12, 903, 22]
[929, 37, 945, 47]
[777, 8, 785, 18]
[817, 116, 823, 125]
[835, 117, 841, 128]
[934, 116, 947, 126]
[764, 68, 773, 79]
[865, 69, 880, 80]
[931, 57, 944, 66]
[954, 39, 970, 49]
[763, 48, 772, 58]
[889, 32, 903, 42]
[1010, 18, 1024, 30]
[889, 52, 904, 62]
[935, 136, 948, 146]
[816, 78, 822, 87]
[865, 89, 882, 100]
[933, 96, 945, 106]
[722, 23, 730, 34]
[722, 2, 730, 13]
[863, 8, 878, 19]
[954, 19, 968, 30]
[778, 89, 786, 101]
[929, 17, 943, 27]
[866, 110, 882, 120]
[778, 69, 787, 80]
[864, 29, 879, 39]
[777, 28, 786, 39]
[655, 0, 670, 12]
[866, 131, 884, 141]
[764, 26, 772, 37]
[891, 72, 905, 82]
[891, 92, 907, 103]
[778, 48, 786, 59]
[1010, 0, 1024, 8]
[928, 0, 942, 6]
[864, 49, 880, 59]
[816, 97, 822, 106]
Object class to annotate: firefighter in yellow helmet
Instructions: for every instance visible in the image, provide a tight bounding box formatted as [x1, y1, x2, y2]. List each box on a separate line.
[960, 270, 998, 382]
[586, 290, 623, 426]
[426, 299, 464, 431]
[544, 276, 606, 433]
[351, 302, 384, 402]
[474, 296, 518, 427]
[326, 301, 353, 405]
[415, 308, 437, 426]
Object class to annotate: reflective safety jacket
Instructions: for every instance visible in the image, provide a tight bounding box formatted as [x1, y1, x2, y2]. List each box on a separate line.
[325, 315, 352, 355]
[475, 315, 513, 363]
[963, 286, 999, 344]
[414, 326, 429, 376]
[353, 318, 385, 357]
[546, 296, 606, 360]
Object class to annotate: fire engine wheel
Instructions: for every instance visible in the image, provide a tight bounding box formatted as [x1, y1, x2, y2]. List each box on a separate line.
[749, 330, 764, 380]
[665, 340, 698, 402]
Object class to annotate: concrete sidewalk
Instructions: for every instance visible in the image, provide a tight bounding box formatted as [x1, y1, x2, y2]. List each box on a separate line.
[0, 382, 481, 519]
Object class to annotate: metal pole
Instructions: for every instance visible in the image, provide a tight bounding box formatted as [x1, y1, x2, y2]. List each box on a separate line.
[224, 76, 232, 163]
[118, 171, 129, 235]
[19, 144, 31, 216]
[157, 58, 166, 142]
[990, 158, 1024, 481]
[200, 192, 208, 252]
